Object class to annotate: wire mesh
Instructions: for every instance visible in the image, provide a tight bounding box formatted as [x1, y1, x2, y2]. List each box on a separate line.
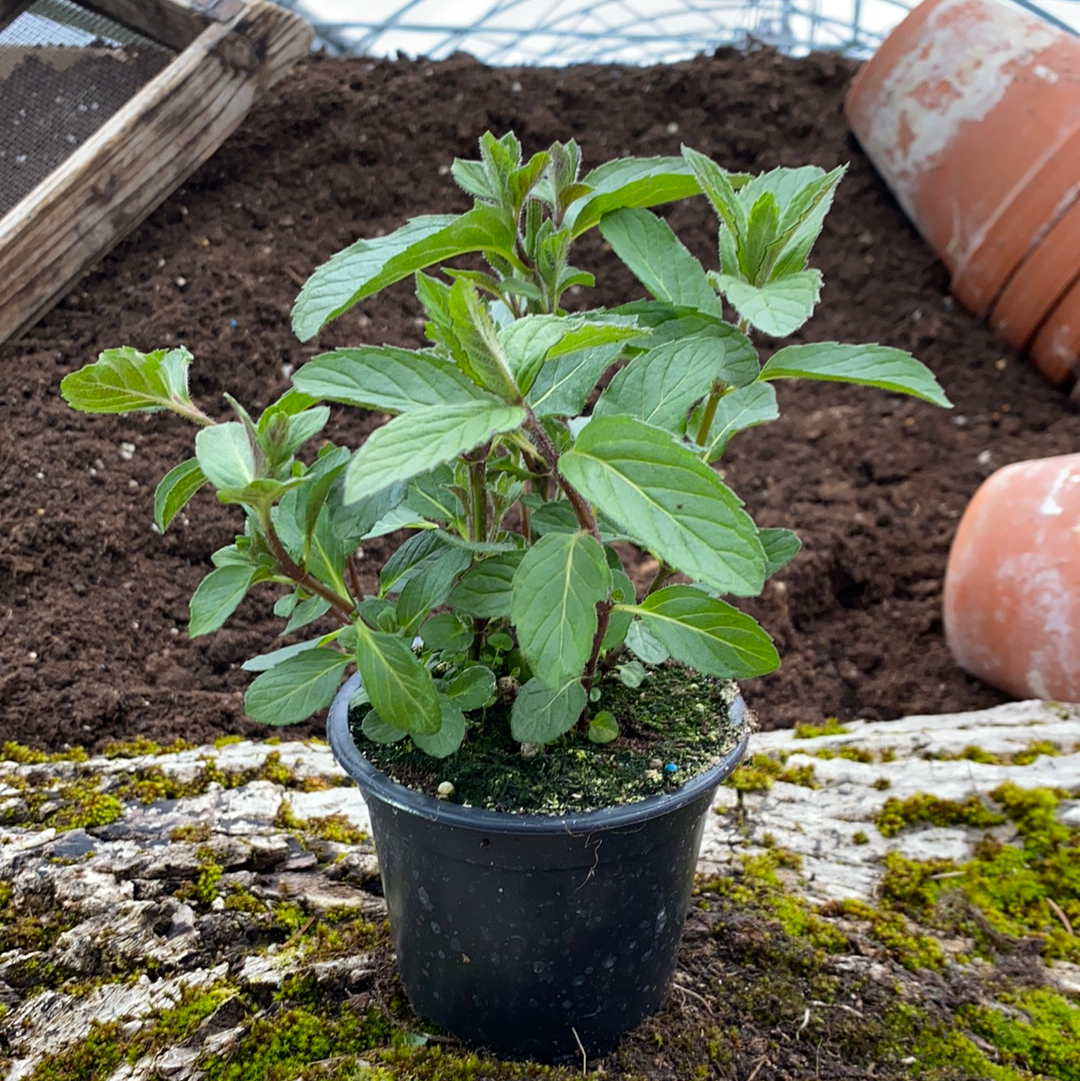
[272, 0, 1076, 64]
[0, 0, 173, 218]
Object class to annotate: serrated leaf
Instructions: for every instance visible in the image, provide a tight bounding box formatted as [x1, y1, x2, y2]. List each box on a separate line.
[713, 270, 822, 337]
[292, 207, 517, 341]
[625, 585, 778, 678]
[447, 551, 523, 618]
[194, 422, 257, 491]
[759, 527, 801, 578]
[60, 346, 195, 415]
[593, 328, 750, 435]
[293, 347, 490, 413]
[559, 416, 766, 596]
[444, 665, 496, 711]
[588, 711, 620, 744]
[511, 532, 610, 689]
[343, 401, 526, 504]
[760, 342, 952, 408]
[742, 191, 780, 284]
[397, 547, 473, 635]
[188, 563, 257, 638]
[527, 342, 624, 417]
[510, 677, 586, 744]
[599, 206, 721, 314]
[243, 648, 350, 725]
[154, 458, 207, 532]
[380, 531, 451, 596]
[413, 702, 467, 758]
[567, 156, 701, 236]
[354, 625, 441, 735]
[448, 278, 520, 401]
[680, 148, 748, 247]
[694, 382, 779, 461]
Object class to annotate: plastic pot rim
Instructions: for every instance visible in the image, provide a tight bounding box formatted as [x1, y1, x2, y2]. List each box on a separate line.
[326, 672, 751, 835]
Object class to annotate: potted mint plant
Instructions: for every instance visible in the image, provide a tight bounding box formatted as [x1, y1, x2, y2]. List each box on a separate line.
[62, 132, 949, 1061]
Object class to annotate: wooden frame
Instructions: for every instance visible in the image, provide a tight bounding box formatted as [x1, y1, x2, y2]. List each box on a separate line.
[0, 0, 312, 347]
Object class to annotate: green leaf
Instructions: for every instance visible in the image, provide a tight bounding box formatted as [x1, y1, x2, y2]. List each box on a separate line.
[293, 347, 490, 413]
[397, 548, 473, 634]
[742, 191, 780, 284]
[694, 381, 779, 462]
[599, 207, 720, 315]
[154, 458, 207, 532]
[625, 620, 669, 665]
[527, 342, 624, 417]
[626, 585, 779, 678]
[760, 342, 952, 408]
[447, 552, 523, 619]
[447, 278, 520, 401]
[510, 677, 587, 744]
[194, 423, 256, 491]
[413, 702, 467, 758]
[362, 710, 409, 745]
[511, 532, 611, 689]
[354, 625, 441, 735]
[559, 416, 766, 596]
[712, 270, 822, 337]
[444, 665, 496, 711]
[588, 711, 620, 744]
[593, 329, 744, 435]
[60, 346, 195, 415]
[243, 648, 349, 725]
[680, 148, 748, 248]
[242, 634, 340, 672]
[419, 612, 472, 654]
[343, 401, 526, 504]
[567, 156, 701, 236]
[601, 568, 636, 650]
[380, 531, 451, 596]
[188, 563, 257, 638]
[617, 661, 646, 689]
[767, 165, 847, 277]
[760, 527, 801, 578]
[292, 207, 517, 341]
[282, 594, 333, 635]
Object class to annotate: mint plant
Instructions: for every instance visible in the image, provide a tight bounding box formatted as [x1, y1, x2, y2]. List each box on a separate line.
[62, 133, 949, 759]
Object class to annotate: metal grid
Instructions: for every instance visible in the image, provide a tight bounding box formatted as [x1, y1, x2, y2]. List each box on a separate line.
[273, 0, 1078, 64]
[0, 1, 173, 217]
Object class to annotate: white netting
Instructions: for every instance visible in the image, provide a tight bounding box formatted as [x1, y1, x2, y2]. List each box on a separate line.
[271, 0, 1077, 64]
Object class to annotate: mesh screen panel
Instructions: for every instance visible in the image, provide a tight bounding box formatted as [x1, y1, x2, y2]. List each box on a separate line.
[0, 1, 174, 217]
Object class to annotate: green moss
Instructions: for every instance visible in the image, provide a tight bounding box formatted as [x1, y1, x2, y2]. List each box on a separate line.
[825, 898, 947, 971]
[102, 736, 194, 759]
[852, 830, 869, 845]
[169, 822, 212, 844]
[793, 718, 850, 739]
[874, 793, 1005, 838]
[872, 776, 892, 791]
[926, 740, 1067, 767]
[879, 783, 1080, 964]
[1, 742, 87, 764]
[963, 987, 1080, 1081]
[174, 848, 224, 907]
[813, 745, 875, 763]
[214, 735, 243, 748]
[724, 753, 816, 793]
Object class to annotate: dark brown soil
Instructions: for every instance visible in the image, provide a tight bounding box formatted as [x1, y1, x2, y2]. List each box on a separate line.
[2, 46, 1074, 756]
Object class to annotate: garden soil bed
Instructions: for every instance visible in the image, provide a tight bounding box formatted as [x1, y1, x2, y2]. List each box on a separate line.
[2, 46, 1077, 756]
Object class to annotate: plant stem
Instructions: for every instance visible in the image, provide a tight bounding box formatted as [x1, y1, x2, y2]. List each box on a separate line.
[580, 600, 612, 725]
[467, 449, 489, 544]
[523, 410, 601, 543]
[694, 379, 725, 447]
[260, 512, 358, 623]
[645, 559, 673, 597]
[345, 554, 365, 607]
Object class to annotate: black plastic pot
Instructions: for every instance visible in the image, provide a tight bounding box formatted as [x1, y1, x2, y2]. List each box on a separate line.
[327, 673, 749, 1062]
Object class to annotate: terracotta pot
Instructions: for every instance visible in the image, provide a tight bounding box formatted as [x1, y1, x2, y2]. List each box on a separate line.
[943, 453, 1080, 701]
[1028, 275, 1080, 386]
[845, 0, 1080, 317]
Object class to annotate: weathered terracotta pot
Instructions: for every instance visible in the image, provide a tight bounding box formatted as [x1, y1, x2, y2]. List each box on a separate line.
[1028, 275, 1080, 387]
[845, 0, 1080, 318]
[943, 453, 1080, 702]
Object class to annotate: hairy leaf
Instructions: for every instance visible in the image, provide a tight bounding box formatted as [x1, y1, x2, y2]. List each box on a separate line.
[60, 346, 195, 416]
[712, 270, 823, 337]
[154, 458, 207, 532]
[243, 648, 349, 725]
[447, 551, 523, 618]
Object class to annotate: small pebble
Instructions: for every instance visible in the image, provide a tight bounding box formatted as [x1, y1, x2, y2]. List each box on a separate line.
[228, 318, 239, 328]
[436, 781, 455, 799]
[664, 763, 679, 774]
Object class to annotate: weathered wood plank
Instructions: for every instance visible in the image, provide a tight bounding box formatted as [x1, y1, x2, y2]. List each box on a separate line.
[0, 0, 312, 348]
[77, 0, 220, 51]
